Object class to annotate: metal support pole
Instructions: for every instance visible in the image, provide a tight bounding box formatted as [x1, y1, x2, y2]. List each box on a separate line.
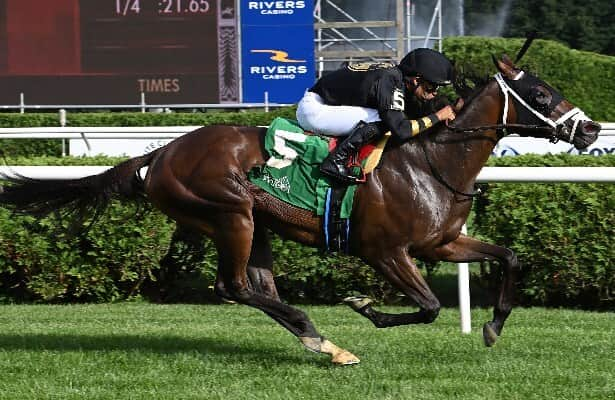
[423, 0, 440, 48]
[406, 0, 411, 52]
[19, 92, 25, 114]
[315, 0, 324, 77]
[396, 0, 405, 60]
[437, 0, 442, 51]
[458, 0, 465, 36]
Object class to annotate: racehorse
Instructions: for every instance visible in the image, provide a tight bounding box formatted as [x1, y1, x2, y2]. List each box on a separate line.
[0, 55, 600, 365]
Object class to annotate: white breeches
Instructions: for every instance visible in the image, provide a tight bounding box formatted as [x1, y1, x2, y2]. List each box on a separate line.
[296, 91, 381, 136]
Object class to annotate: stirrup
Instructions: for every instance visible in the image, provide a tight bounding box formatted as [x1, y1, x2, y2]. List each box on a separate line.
[321, 169, 362, 185]
[320, 163, 359, 185]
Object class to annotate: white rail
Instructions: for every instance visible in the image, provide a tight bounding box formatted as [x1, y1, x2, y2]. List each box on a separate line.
[2, 124, 614, 158]
[1, 123, 614, 139]
[1, 166, 614, 181]
[0, 126, 201, 139]
[1, 166, 614, 334]
[476, 167, 615, 182]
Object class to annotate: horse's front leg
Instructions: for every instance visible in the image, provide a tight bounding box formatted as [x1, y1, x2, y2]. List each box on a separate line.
[346, 247, 441, 327]
[430, 233, 519, 347]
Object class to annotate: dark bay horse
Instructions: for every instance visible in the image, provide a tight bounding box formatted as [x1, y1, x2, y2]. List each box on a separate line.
[0, 56, 600, 364]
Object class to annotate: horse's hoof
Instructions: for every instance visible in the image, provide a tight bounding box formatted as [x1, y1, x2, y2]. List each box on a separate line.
[332, 350, 360, 366]
[319, 339, 360, 365]
[482, 322, 499, 347]
[343, 295, 373, 312]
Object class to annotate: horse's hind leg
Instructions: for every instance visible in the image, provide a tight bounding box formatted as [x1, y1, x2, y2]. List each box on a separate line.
[430, 234, 519, 347]
[214, 212, 359, 365]
[153, 224, 206, 300]
[346, 247, 441, 327]
[214, 220, 279, 301]
[152, 223, 277, 302]
[246, 220, 280, 301]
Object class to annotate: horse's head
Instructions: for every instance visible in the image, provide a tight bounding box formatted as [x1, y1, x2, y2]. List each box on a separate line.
[493, 55, 600, 149]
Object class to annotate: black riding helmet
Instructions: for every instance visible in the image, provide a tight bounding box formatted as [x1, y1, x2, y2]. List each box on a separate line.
[398, 48, 453, 86]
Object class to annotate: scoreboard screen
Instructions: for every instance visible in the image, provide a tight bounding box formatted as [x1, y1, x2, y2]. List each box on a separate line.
[0, 0, 239, 105]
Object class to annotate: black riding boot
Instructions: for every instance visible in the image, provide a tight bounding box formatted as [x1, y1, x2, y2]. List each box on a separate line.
[320, 121, 384, 184]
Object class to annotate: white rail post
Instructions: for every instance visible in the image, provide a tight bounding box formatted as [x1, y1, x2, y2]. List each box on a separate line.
[59, 109, 67, 156]
[459, 224, 472, 333]
[19, 92, 25, 114]
[140, 92, 146, 113]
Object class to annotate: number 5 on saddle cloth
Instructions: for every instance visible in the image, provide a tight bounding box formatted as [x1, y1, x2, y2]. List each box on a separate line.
[248, 117, 389, 253]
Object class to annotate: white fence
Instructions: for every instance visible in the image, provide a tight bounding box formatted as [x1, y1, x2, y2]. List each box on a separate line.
[1, 165, 614, 182]
[0, 126, 202, 139]
[2, 123, 614, 139]
[1, 123, 614, 157]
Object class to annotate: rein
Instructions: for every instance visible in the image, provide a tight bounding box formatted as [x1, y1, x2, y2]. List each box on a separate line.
[420, 120, 554, 198]
[446, 123, 553, 135]
[419, 140, 482, 198]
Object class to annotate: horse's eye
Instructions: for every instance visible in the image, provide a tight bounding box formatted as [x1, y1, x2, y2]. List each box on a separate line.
[530, 87, 552, 113]
[535, 92, 549, 105]
[533, 87, 552, 105]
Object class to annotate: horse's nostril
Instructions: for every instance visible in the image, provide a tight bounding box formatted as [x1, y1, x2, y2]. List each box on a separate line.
[581, 121, 601, 135]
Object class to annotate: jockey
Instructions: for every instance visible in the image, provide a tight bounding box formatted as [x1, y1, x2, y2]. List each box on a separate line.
[296, 48, 457, 184]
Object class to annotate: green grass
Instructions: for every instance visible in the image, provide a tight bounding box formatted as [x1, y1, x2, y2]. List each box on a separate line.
[0, 304, 613, 399]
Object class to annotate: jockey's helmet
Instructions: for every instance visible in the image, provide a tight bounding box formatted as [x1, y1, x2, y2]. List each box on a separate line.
[398, 48, 453, 86]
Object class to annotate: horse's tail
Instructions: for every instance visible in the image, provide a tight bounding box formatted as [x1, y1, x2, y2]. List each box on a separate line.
[0, 149, 161, 233]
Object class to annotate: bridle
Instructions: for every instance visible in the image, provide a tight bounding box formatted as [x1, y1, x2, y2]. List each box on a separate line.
[493, 72, 589, 143]
[422, 71, 589, 198]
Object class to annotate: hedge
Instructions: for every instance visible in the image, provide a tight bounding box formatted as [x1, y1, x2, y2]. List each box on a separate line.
[0, 154, 613, 308]
[443, 37, 615, 121]
[473, 154, 615, 309]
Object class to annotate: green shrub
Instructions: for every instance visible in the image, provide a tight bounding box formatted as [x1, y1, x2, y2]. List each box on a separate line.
[443, 37, 615, 121]
[0, 203, 175, 302]
[475, 154, 615, 308]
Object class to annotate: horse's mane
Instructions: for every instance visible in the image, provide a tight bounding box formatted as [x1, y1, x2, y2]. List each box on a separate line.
[451, 62, 491, 103]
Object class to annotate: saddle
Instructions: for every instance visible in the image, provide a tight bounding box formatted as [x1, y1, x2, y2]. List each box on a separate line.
[248, 117, 390, 253]
[326, 133, 391, 181]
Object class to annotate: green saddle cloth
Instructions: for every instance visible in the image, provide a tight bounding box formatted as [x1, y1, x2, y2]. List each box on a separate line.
[248, 117, 357, 218]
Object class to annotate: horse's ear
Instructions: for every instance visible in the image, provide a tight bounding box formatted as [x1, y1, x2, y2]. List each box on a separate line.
[493, 54, 518, 79]
[501, 54, 515, 67]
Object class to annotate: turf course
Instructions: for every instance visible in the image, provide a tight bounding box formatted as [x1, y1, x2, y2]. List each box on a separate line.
[0, 304, 612, 399]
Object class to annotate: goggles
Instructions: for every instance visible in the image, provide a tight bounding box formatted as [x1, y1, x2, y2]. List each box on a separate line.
[420, 79, 440, 94]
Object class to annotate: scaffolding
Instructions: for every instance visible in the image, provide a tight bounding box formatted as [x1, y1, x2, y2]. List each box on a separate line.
[314, 0, 444, 77]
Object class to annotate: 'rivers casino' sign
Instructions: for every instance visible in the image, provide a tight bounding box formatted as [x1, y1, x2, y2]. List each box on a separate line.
[240, 1, 315, 103]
